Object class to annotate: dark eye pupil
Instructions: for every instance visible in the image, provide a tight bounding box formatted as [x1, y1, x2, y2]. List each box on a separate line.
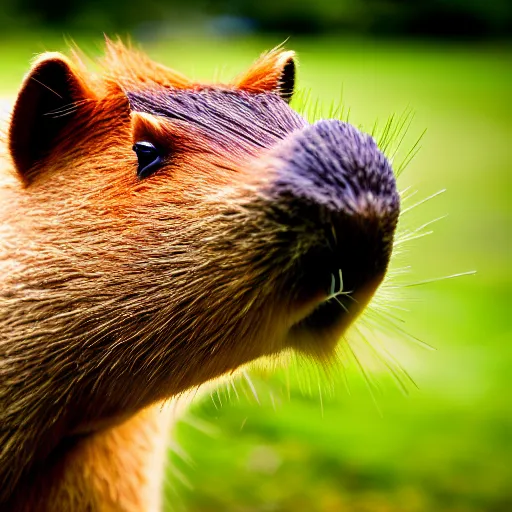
[133, 141, 162, 179]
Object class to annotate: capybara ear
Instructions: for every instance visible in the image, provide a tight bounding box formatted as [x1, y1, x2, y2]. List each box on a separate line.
[9, 52, 93, 185]
[234, 48, 296, 103]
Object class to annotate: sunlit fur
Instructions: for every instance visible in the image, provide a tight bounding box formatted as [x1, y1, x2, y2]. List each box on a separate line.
[0, 40, 400, 510]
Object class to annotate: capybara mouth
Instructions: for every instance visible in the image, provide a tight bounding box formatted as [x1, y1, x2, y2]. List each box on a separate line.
[290, 270, 382, 349]
[300, 272, 353, 332]
[284, 221, 388, 355]
[288, 268, 384, 355]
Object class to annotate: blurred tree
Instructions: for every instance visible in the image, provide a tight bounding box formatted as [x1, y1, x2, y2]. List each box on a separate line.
[1, 1, 510, 46]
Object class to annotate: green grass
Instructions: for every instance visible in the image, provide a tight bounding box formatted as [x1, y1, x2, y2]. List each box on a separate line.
[2, 34, 510, 512]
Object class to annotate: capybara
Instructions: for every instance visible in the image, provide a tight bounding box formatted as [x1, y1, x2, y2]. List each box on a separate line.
[0, 40, 400, 510]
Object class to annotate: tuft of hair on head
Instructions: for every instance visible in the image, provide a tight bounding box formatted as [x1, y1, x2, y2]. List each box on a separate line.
[101, 37, 193, 91]
[233, 46, 296, 103]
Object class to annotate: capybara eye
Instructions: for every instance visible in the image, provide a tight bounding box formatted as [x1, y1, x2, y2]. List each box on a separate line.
[133, 141, 163, 179]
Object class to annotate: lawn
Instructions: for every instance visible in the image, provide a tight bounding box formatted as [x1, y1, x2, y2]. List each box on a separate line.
[1, 34, 510, 512]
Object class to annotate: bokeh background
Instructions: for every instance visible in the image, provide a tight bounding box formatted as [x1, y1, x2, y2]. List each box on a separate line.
[1, 1, 510, 511]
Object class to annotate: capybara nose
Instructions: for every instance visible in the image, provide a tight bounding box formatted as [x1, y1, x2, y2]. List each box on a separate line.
[263, 120, 401, 348]
[269, 119, 400, 221]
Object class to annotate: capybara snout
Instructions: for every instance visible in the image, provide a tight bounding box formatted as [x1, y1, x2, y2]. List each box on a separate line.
[228, 118, 400, 355]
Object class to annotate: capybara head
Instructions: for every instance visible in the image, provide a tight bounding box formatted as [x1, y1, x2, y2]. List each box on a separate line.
[0, 40, 399, 496]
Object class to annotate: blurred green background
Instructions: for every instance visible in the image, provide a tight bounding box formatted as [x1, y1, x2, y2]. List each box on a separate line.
[1, 1, 510, 511]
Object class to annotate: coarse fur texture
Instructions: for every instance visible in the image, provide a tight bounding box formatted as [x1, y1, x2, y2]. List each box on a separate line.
[0, 40, 400, 510]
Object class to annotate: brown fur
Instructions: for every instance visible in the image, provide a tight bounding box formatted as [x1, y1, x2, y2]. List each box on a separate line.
[0, 40, 397, 510]
[8, 404, 176, 511]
